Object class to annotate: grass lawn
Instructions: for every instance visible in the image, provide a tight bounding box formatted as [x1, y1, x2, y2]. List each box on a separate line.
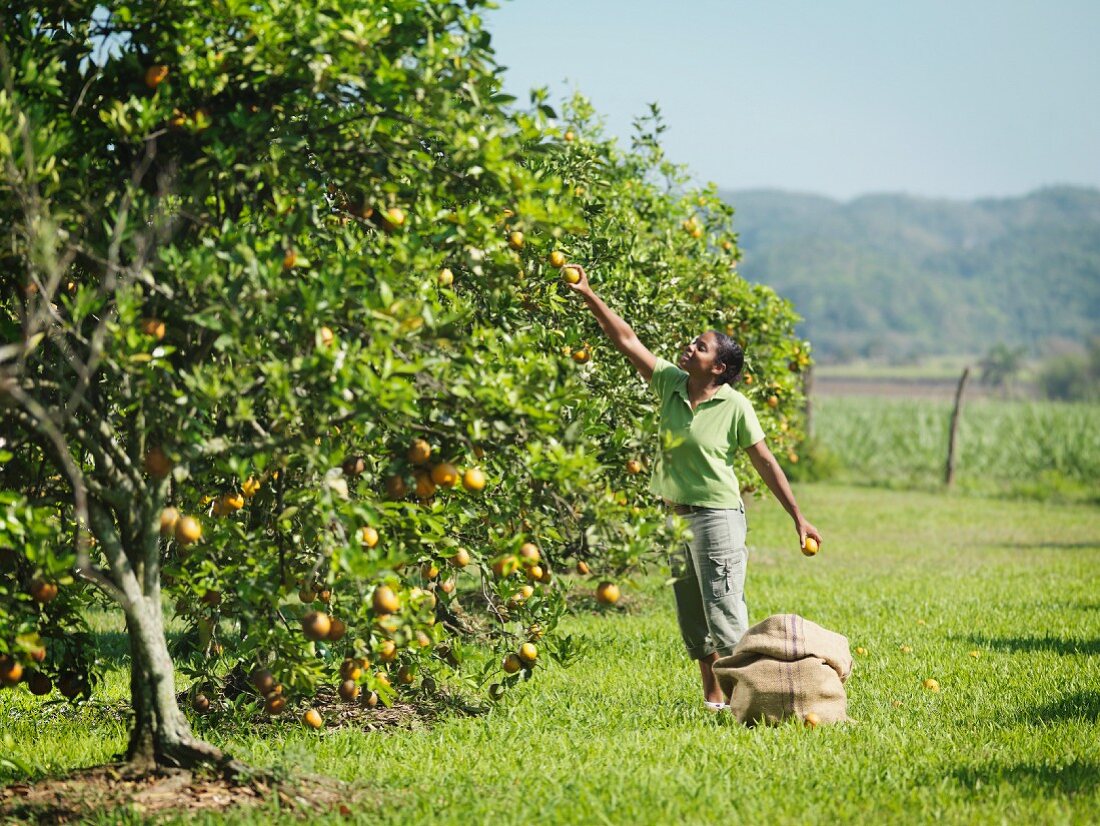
[3, 484, 1099, 824]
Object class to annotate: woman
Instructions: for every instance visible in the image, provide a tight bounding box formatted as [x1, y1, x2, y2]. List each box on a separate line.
[567, 264, 823, 710]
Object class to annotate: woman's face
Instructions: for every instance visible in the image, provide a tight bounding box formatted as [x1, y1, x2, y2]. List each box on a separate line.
[678, 331, 724, 378]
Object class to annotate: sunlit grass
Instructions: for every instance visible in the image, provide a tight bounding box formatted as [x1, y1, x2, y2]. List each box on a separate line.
[2, 484, 1099, 824]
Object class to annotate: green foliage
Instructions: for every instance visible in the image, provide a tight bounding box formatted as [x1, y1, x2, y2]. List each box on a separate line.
[813, 396, 1100, 502]
[1038, 338, 1100, 401]
[726, 187, 1100, 360]
[0, 0, 805, 734]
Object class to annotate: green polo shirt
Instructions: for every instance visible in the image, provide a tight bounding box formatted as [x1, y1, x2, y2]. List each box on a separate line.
[648, 358, 765, 509]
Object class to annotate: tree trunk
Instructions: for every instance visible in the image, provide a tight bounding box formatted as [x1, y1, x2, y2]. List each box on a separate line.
[121, 592, 246, 777]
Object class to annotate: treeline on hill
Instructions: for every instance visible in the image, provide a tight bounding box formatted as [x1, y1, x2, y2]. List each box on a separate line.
[723, 186, 1100, 363]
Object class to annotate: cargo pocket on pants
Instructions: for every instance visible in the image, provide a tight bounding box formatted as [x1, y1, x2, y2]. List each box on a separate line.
[705, 552, 742, 601]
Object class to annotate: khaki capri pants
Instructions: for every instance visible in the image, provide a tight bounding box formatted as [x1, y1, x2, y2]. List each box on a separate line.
[668, 505, 750, 659]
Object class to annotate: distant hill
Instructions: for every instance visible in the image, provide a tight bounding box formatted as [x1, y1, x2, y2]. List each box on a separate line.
[721, 186, 1100, 361]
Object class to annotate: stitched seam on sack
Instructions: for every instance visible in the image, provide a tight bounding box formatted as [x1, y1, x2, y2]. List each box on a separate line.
[785, 615, 797, 717]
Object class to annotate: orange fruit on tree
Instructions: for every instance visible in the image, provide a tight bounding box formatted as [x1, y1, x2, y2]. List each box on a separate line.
[507, 230, 524, 250]
[384, 207, 406, 229]
[384, 475, 408, 499]
[144, 64, 169, 89]
[625, 459, 642, 475]
[298, 587, 317, 604]
[174, 515, 202, 545]
[431, 462, 459, 487]
[372, 585, 400, 614]
[29, 579, 58, 603]
[191, 693, 211, 714]
[525, 565, 544, 583]
[159, 507, 180, 535]
[301, 611, 332, 641]
[397, 665, 415, 685]
[450, 548, 471, 568]
[282, 248, 297, 270]
[377, 640, 397, 663]
[502, 653, 522, 674]
[562, 265, 581, 285]
[408, 439, 432, 465]
[571, 347, 591, 364]
[241, 477, 261, 498]
[563, 130, 575, 142]
[143, 446, 172, 478]
[340, 659, 362, 681]
[462, 467, 486, 492]
[265, 694, 286, 714]
[518, 643, 538, 664]
[492, 555, 520, 579]
[518, 543, 541, 566]
[549, 250, 567, 268]
[414, 472, 437, 500]
[360, 526, 379, 548]
[326, 617, 347, 641]
[338, 679, 360, 702]
[0, 657, 23, 686]
[342, 456, 366, 477]
[596, 581, 621, 605]
[576, 560, 590, 575]
[251, 669, 276, 695]
[140, 318, 166, 340]
[438, 267, 454, 287]
[767, 395, 779, 409]
[319, 326, 335, 347]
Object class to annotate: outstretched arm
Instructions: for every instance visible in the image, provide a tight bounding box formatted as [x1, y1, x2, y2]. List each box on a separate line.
[745, 439, 823, 550]
[566, 264, 657, 382]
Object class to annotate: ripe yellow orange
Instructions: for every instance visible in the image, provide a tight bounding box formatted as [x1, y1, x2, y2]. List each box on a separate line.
[564, 130, 575, 142]
[362, 690, 380, 708]
[174, 515, 202, 545]
[802, 537, 819, 557]
[384, 475, 408, 499]
[377, 640, 397, 663]
[526, 565, 544, 583]
[438, 267, 454, 287]
[576, 560, 590, 575]
[625, 459, 643, 475]
[251, 668, 276, 694]
[571, 347, 591, 364]
[922, 678, 940, 692]
[342, 456, 366, 477]
[326, 617, 347, 642]
[767, 395, 779, 409]
[549, 250, 567, 268]
[431, 462, 459, 487]
[519, 543, 541, 566]
[372, 585, 400, 615]
[30, 579, 58, 603]
[319, 326, 335, 347]
[397, 665, 415, 685]
[159, 503, 180, 536]
[491, 555, 520, 579]
[518, 643, 538, 664]
[408, 439, 432, 465]
[360, 526, 379, 548]
[241, 477, 261, 498]
[562, 265, 582, 285]
[596, 581, 621, 605]
[462, 467, 486, 492]
[507, 231, 524, 250]
[0, 657, 23, 686]
[298, 587, 317, 604]
[144, 64, 169, 89]
[340, 659, 362, 681]
[140, 318, 166, 340]
[787, 451, 799, 464]
[421, 561, 440, 580]
[385, 207, 406, 228]
[282, 249, 297, 270]
[301, 611, 332, 641]
[221, 492, 244, 512]
[803, 712, 821, 728]
[440, 578, 456, 594]
[338, 680, 360, 702]
[264, 694, 286, 714]
[414, 472, 436, 500]
[143, 446, 172, 478]
[855, 646, 867, 656]
[518, 584, 535, 600]
[303, 708, 324, 729]
[451, 548, 471, 568]
[502, 653, 522, 674]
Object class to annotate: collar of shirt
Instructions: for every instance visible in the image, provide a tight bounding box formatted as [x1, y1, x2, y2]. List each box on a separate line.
[673, 379, 736, 407]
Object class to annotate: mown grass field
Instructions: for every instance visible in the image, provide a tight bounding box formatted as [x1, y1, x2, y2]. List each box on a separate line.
[810, 396, 1100, 503]
[3, 484, 1099, 824]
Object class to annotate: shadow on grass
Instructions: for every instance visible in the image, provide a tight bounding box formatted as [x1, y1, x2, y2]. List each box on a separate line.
[963, 634, 1100, 656]
[952, 758, 1100, 795]
[1006, 542, 1100, 551]
[1022, 691, 1100, 724]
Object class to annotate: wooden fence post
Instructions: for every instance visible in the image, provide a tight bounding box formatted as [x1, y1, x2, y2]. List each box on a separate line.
[945, 366, 971, 487]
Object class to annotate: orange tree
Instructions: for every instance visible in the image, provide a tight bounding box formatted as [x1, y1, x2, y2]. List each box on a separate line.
[0, 1, 808, 775]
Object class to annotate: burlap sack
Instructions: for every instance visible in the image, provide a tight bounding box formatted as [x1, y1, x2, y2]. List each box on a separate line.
[713, 614, 853, 726]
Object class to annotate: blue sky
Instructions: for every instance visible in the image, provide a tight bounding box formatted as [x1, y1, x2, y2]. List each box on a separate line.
[485, 0, 1100, 200]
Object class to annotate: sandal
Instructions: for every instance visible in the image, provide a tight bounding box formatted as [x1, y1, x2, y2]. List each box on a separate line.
[704, 701, 728, 712]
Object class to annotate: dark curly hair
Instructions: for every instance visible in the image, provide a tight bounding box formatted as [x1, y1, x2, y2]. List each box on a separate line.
[710, 331, 744, 386]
